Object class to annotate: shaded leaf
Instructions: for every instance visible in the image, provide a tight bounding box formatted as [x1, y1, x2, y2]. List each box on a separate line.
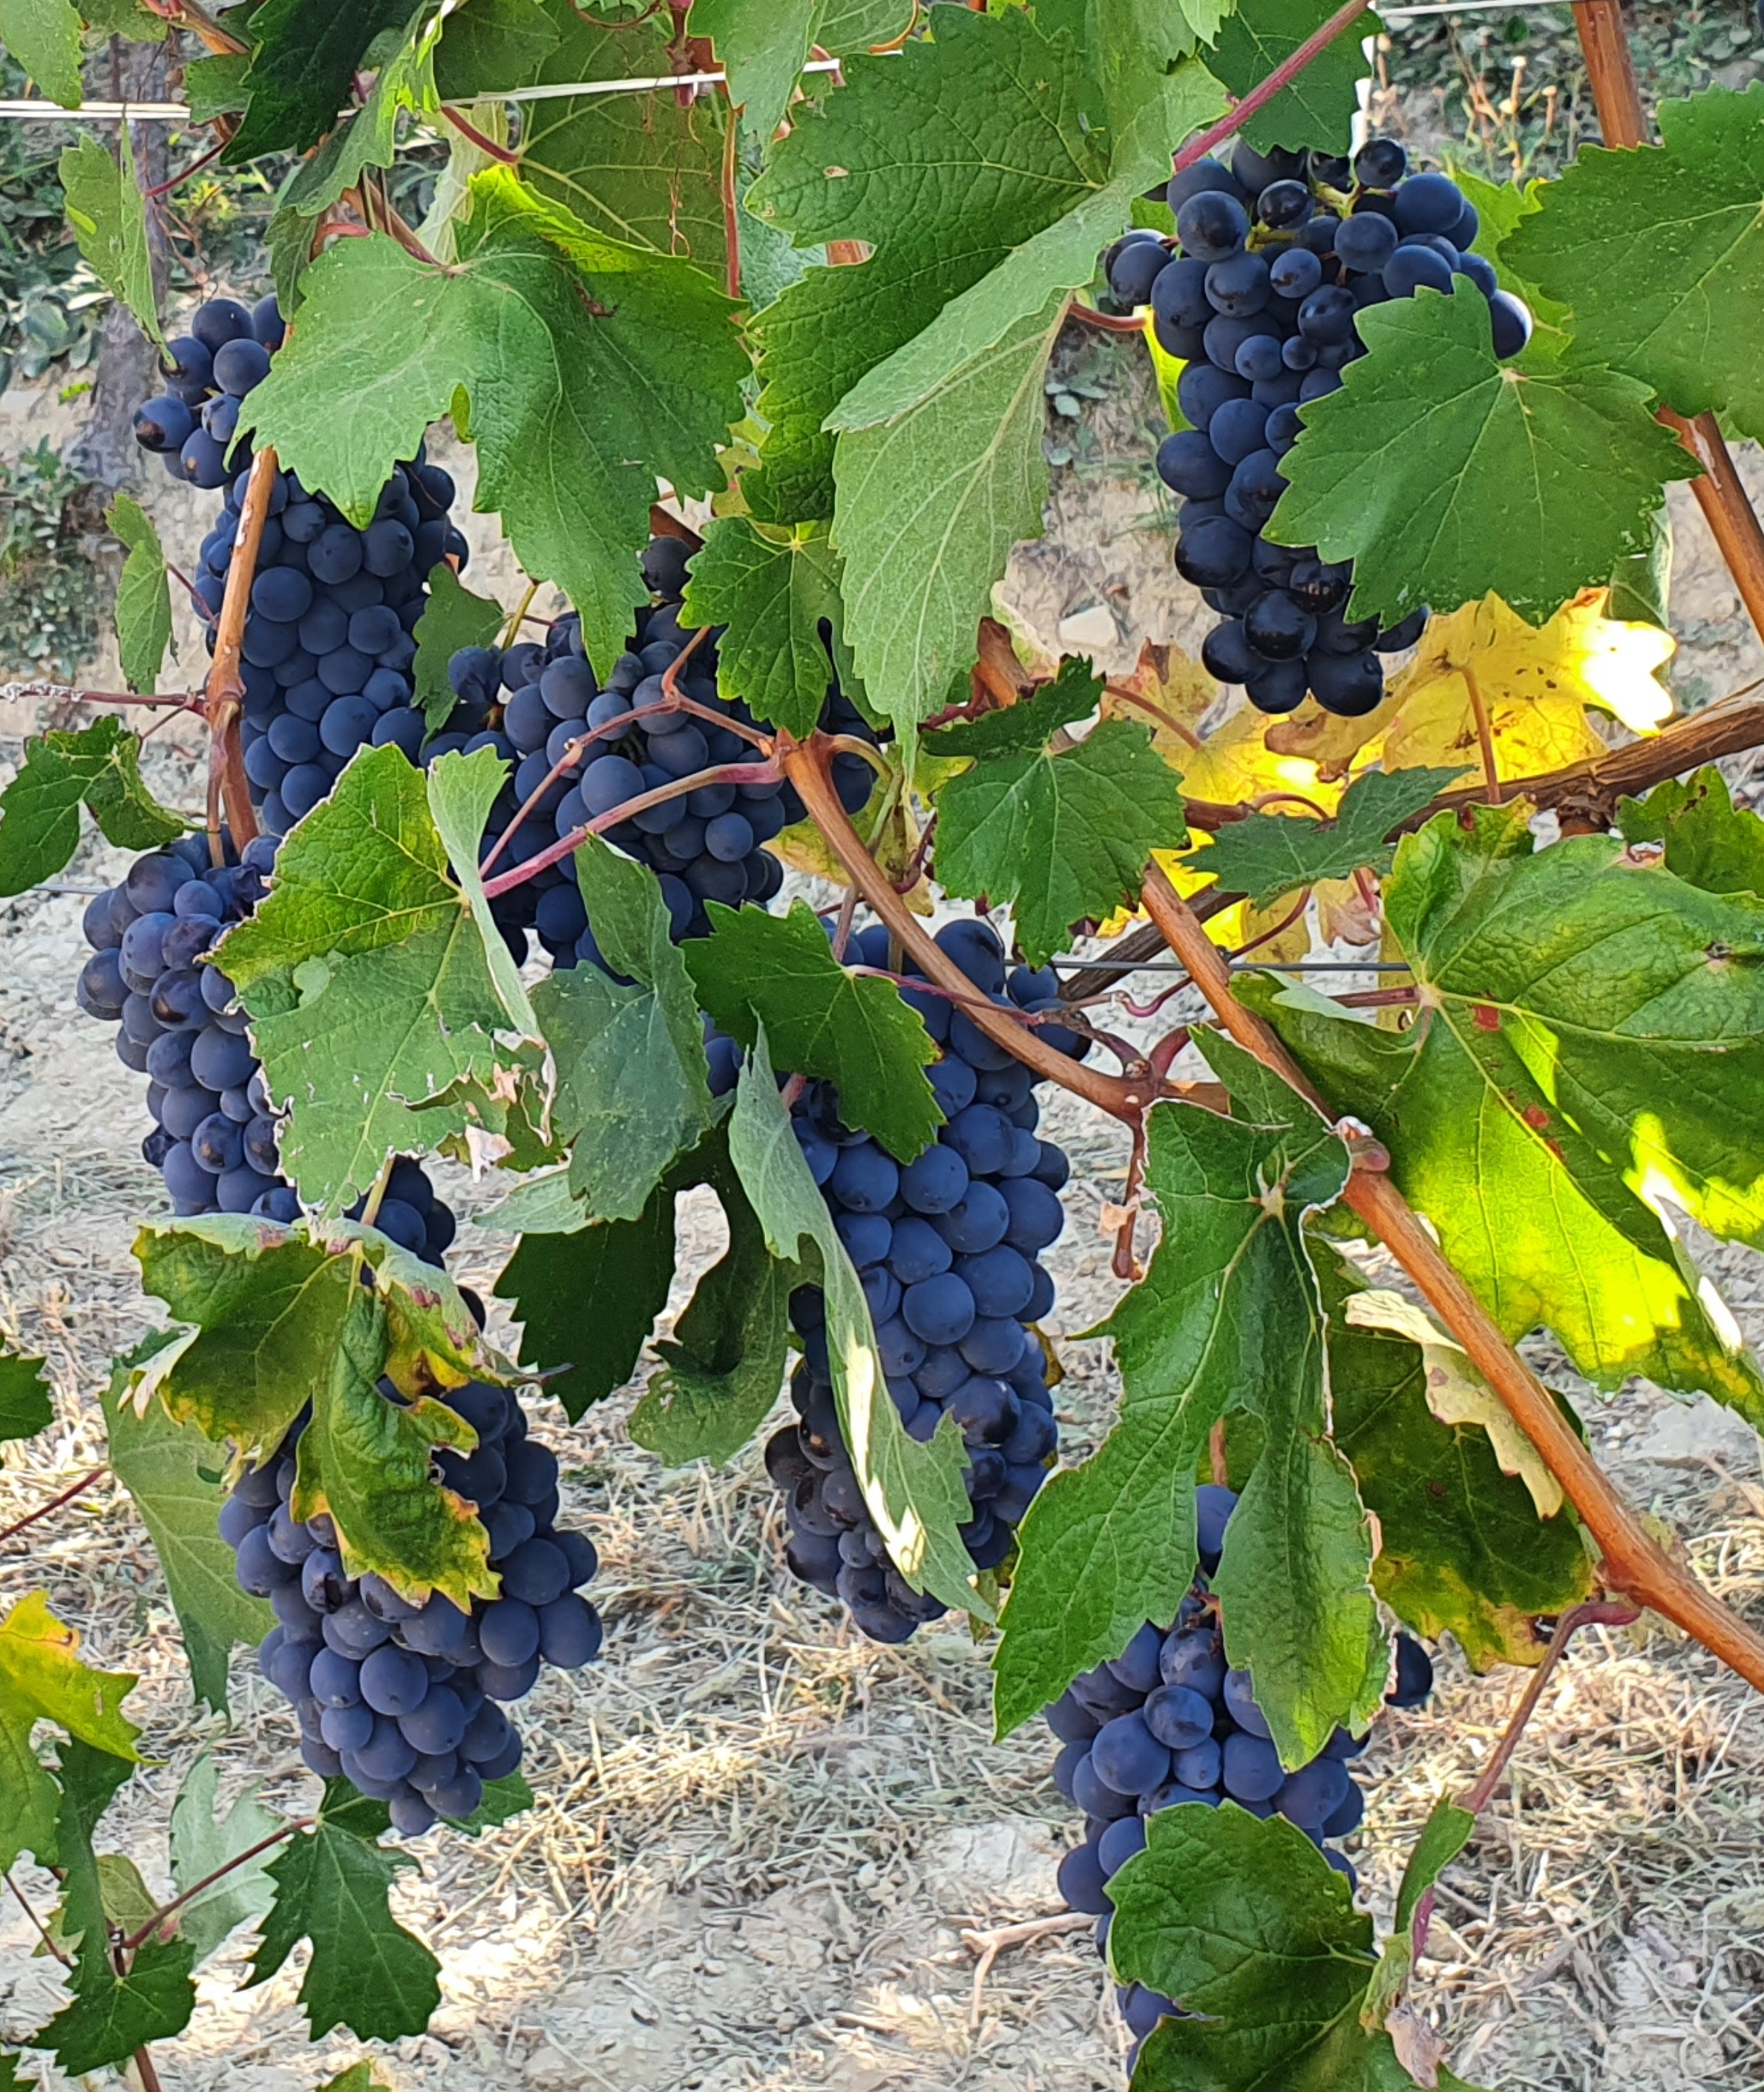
[1209, 0, 1383, 154]
[494, 1191, 678, 1423]
[685, 898, 940, 1161]
[60, 134, 163, 346]
[0, 716, 184, 898]
[108, 495, 174, 695]
[412, 565, 502, 732]
[107, 1363, 273, 1713]
[536, 838, 718, 1222]
[1618, 767, 1764, 899]
[928, 659, 1189, 965]
[0, 1353, 52, 1444]
[1319, 1245, 1593, 1670]
[225, 0, 416, 160]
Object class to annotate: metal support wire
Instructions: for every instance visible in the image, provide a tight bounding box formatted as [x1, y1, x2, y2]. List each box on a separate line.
[0, 4, 1581, 121]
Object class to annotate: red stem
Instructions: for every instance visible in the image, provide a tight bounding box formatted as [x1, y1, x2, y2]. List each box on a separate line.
[479, 757, 781, 898]
[440, 104, 520, 167]
[119, 1820, 308, 1952]
[1068, 302, 1149, 333]
[1173, 0, 1376, 174]
[0, 1468, 107, 1546]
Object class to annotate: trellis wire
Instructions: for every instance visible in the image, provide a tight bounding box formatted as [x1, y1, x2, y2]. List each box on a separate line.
[0, 1, 1580, 122]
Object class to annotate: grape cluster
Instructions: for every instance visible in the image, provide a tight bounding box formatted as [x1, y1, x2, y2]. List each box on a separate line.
[765, 918, 1082, 1643]
[1109, 139, 1533, 718]
[131, 292, 467, 835]
[73, 834, 458, 1249]
[425, 536, 879, 968]
[226, 1377, 602, 1836]
[1046, 1486, 1435, 2052]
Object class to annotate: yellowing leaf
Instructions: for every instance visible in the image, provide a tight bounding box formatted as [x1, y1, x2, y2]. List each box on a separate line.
[1385, 590, 1675, 782]
[1178, 700, 1347, 815]
[1099, 639, 1218, 767]
[1343, 1291, 1563, 1519]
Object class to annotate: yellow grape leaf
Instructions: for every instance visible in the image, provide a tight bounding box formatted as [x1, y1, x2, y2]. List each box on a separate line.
[1179, 700, 1346, 814]
[1385, 590, 1675, 782]
[1100, 640, 1218, 766]
[1265, 698, 1390, 779]
[1143, 308, 1184, 430]
[1314, 874, 1377, 948]
[1342, 1291, 1564, 1518]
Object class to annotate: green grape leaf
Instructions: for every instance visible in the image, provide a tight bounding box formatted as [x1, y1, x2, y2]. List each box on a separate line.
[321, 2066, 393, 2092]
[134, 1217, 508, 1608]
[629, 1145, 796, 1467]
[183, 50, 250, 122]
[1088, 0, 1230, 131]
[1363, 1794, 1478, 2035]
[1196, 766, 1466, 908]
[995, 1038, 1380, 1763]
[0, 2052, 29, 2087]
[1252, 805, 1764, 1410]
[438, 0, 726, 275]
[0, 0, 82, 108]
[743, 5, 1109, 523]
[1269, 288, 1697, 626]
[448, 1769, 534, 1834]
[217, 747, 540, 1211]
[730, 1031, 984, 1617]
[1109, 1805, 1490, 2092]
[225, 0, 416, 161]
[241, 171, 745, 678]
[1504, 82, 1764, 440]
[108, 495, 174, 695]
[32, 1742, 195, 2078]
[0, 715, 185, 898]
[0, 1353, 52, 1443]
[835, 294, 1066, 745]
[1617, 766, 1764, 899]
[1447, 167, 1574, 360]
[0, 1593, 140, 1875]
[535, 838, 718, 1222]
[59, 135, 163, 347]
[684, 898, 940, 1161]
[1210, 0, 1382, 154]
[827, 60, 1225, 432]
[495, 1195, 677, 1423]
[928, 659, 1189, 965]
[249, 1783, 441, 2042]
[680, 517, 843, 738]
[412, 565, 502, 732]
[107, 1359, 272, 1714]
[690, 0, 914, 148]
[167, 1754, 281, 1965]
[1318, 1245, 1594, 1669]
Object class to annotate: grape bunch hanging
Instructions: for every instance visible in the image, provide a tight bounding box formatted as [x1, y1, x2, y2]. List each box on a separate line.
[1046, 1486, 1435, 2057]
[1109, 139, 1533, 718]
[436, 535, 879, 967]
[131, 293, 468, 834]
[767, 918, 1081, 1645]
[226, 1376, 601, 1835]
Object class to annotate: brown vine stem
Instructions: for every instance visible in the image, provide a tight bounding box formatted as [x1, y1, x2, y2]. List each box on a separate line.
[1138, 860, 1764, 1699]
[782, 739, 1167, 1124]
[1172, 0, 1374, 175]
[0, 1466, 107, 1546]
[134, 2045, 165, 2092]
[1572, 0, 1764, 645]
[204, 447, 277, 859]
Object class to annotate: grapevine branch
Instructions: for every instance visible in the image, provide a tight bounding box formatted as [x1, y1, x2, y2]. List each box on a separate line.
[1138, 862, 1764, 1699]
[783, 738, 1182, 1124]
[204, 446, 278, 856]
[1571, 0, 1764, 646]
